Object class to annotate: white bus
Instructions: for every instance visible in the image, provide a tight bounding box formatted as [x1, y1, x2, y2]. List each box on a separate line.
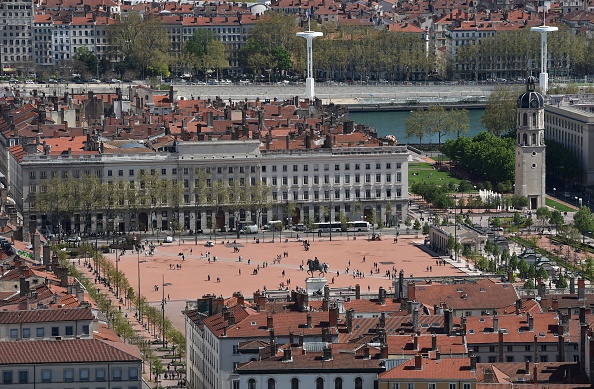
[348, 221, 371, 232]
[312, 222, 342, 232]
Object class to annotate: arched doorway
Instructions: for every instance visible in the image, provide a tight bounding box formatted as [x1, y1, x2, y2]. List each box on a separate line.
[139, 212, 148, 232]
[363, 207, 373, 222]
[215, 209, 225, 230]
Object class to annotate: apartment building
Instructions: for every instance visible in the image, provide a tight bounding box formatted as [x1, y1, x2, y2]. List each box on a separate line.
[544, 102, 594, 187]
[0, 0, 34, 75]
[16, 138, 409, 235]
[0, 338, 142, 388]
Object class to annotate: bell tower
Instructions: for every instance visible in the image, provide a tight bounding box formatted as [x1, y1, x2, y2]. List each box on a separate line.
[515, 76, 546, 210]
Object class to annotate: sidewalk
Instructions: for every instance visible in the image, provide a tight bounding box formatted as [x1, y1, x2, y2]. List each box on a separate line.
[73, 259, 185, 389]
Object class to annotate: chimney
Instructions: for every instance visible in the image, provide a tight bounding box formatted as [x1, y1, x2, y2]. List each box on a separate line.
[533, 334, 538, 363]
[515, 298, 522, 314]
[533, 363, 538, 383]
[32, 232, 41, 262]
[570, 276, 576, 294]
[283, 348, 292, 362]
[19, 275, 29, 297]
[306, 314, 312, 329]
[578, 278, 585, 300]
[289, 331, 294, 345]
[552, 297, 559, 311]
[298, 334, 304, 347]
[414, 354, 423, 369]
[558, 334, 565, 362]
[329, 304, 338, 327]
[323, 346, 333, 361]
[407, 281, 416, 301]
[378, 286, 385, 304]
[528, 313, 534, 331]
[580, 324, 588, 372]
[525, 359, 530, 375]
[470, 355, 477, 371]
[355, 284, 360, 299]
[493, 316, 499, 332]
[346, 308, 354, 333]
[364, 346, 370, 359]
[321, 298, 329, 311]
[431, 333, 437, 351]
[42, 245, 51, 265]
[444, 309, 453, 335]
[580, 306, 586, 324]
[498, 331, 504, 362]
[380, 345, 388, 359]
[412, 306, 419, 333]
[413, 334, 419, 350]
[267, 315, 273, 330]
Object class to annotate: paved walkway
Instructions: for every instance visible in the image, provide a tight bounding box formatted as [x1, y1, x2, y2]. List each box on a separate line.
[73, 259, 185, 389]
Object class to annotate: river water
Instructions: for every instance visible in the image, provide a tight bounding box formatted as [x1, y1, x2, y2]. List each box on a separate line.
[349, 109, 486, 144]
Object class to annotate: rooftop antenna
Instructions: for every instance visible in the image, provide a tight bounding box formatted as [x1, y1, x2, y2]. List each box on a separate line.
[530, 1, 557, 95]
[297, 10, 323, 101]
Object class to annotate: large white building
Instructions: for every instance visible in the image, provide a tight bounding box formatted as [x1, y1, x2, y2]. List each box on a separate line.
[16, 139, 409, 236]
[0, 0, 34, 75]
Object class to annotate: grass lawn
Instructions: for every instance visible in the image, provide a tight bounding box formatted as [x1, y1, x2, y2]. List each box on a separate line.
[409, 162, 465, 188]
[546, 197, 576, 212]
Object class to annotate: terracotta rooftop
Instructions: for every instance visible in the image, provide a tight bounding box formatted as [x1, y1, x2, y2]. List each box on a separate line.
[0, 307, 93, 324]
[379, 356, 476, 380]
[0, 339, 140, 364]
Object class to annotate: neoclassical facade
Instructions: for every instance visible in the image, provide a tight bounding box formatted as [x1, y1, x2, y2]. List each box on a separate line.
[16, 140, 409, 236]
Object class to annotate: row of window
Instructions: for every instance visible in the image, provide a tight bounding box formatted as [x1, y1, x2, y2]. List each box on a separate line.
[265, 172, 401, 186]
[243, 376, 364, 389]
[271, 188, 400, 201]
[8, 325, 89, 339]
[262, 162, 401, 173]
[2, 367, 138, 384]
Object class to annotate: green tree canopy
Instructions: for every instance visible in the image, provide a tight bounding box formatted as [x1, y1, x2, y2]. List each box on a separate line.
[480, 86, 520, 137]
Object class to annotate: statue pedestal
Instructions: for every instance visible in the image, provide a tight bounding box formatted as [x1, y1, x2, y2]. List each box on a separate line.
[305, 277, 327, 296]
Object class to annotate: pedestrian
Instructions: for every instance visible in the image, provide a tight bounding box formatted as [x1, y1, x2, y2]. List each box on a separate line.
[207, 275, 210, 281]
[239, 269, 241, 275]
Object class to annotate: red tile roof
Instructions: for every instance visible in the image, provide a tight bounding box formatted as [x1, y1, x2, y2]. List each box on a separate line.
[379, 356, 476, 380]
[0, 307, 93, 324]
[0, 339, 140, 364]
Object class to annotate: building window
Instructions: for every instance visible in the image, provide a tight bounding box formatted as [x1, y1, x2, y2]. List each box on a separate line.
[22, 328, 30, 338]
[18, 371, 27, 384]
[96, 368, 105, 381]
[233, 381, 240, 389]
[112, 367, 121, 381]
[36, 327, 44, 337]
[316, 377, 324, 389]
[335, 377, 343, 389]
[408, 383, 415, 389]
[82, 325, 89, 335]
[449, 384, 456, 389]
[65, 326, 74, 336]
[355, 377, 363, 389]
[41, 369, 51, 383]
[428, 384, 436, 389]
[51, 327, 59, 336]
[64, 369, 74, 382]
[80, 368, 89, 382]
[2, 371, 12, 384]
[129, 367, 138, 380]
[248, 378, 256, 389]
[291, 378, 299, 389]
[268, 378, 276, 389]
[391, 384, 399, 389]
[9, 329, 17, 338]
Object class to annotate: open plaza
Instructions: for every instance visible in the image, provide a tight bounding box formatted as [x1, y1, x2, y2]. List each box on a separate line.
[102, 234, 470, 331]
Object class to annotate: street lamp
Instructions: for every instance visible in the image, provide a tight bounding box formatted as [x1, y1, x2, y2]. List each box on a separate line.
[161, 274, 172, 347]
[553, 187, 556, 199]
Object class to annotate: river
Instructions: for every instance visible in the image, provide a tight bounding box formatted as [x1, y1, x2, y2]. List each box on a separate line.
[349, 109, 486, 144]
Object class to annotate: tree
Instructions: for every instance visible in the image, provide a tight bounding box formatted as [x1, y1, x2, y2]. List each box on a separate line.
[206, 40, 229, 80]
[536, 207, 551, 233]
[73, 47, 99, 77]
[573, 206, 594, 243]
[108, 11, 170, 79]
[537, 266, 549, 280]
[555, 274, 568, 289]
[549, 210, 564, 232]
[480, 85, 520, 137]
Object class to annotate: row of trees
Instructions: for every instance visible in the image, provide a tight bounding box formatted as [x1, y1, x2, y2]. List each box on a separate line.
[58, 249, 184, 382]
[68, 10, 594, 81]
[31, 171, 272, 235]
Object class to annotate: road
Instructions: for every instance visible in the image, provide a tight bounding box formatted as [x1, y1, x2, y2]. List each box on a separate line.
[6, 82, 499, 102]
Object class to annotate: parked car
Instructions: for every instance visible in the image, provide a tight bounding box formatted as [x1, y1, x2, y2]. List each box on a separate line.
[66, 236, 81, 243]
[163, 236, 173, 243]
[205, 240, 214, 247]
